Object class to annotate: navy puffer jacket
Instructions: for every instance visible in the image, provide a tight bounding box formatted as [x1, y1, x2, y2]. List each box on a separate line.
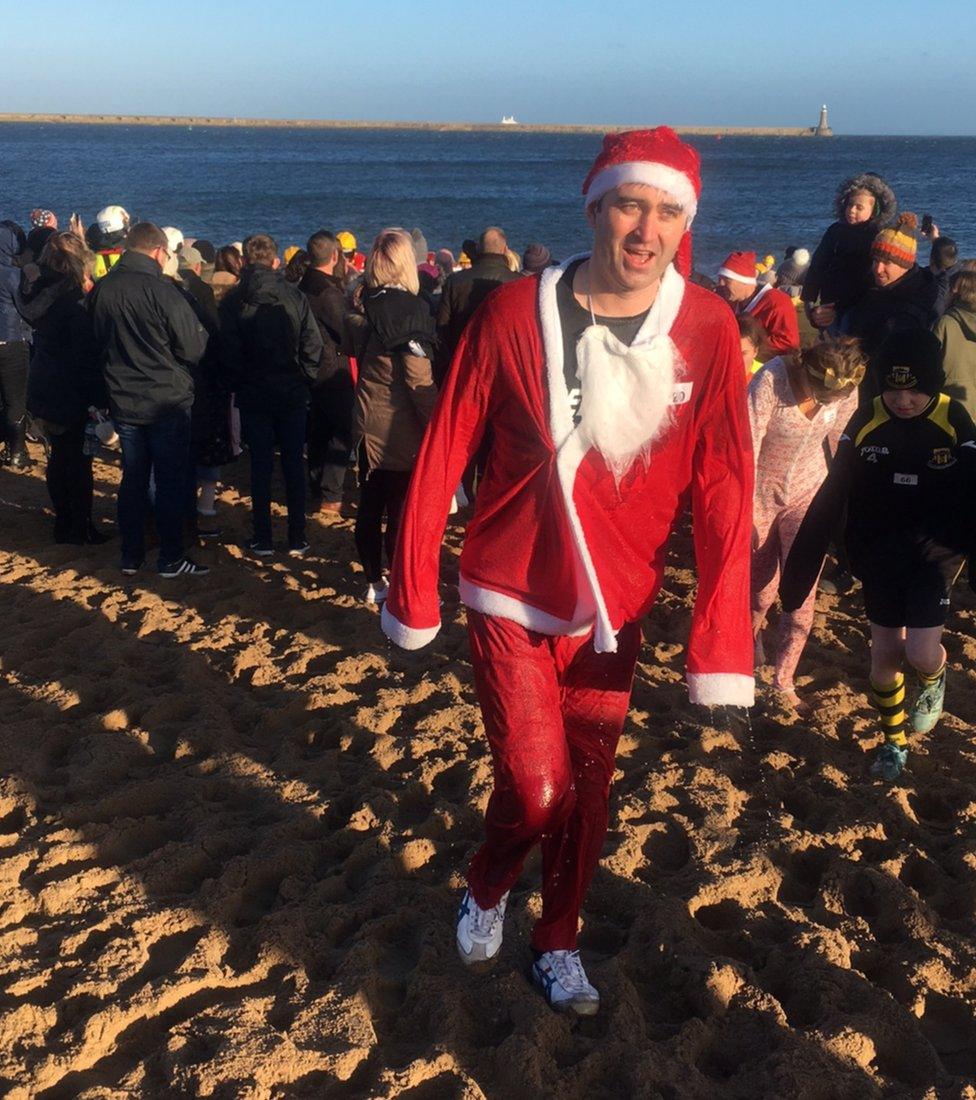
[0, 223, 31, 344]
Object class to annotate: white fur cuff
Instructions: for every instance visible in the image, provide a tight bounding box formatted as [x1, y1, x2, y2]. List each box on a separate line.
[687, 673, 755, 707]
[381, 604, 440, 650]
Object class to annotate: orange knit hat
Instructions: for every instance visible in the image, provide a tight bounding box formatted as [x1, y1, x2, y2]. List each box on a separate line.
[871, 213, 918, 269]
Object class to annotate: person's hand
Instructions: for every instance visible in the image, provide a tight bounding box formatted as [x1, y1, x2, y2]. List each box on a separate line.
[68, 213, 86, 241]
[809, 303, 836, 329]
[922, 221, 940, 241]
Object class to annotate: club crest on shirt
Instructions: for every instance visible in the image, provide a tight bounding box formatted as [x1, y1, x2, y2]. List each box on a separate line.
[927, 446, 956, 469]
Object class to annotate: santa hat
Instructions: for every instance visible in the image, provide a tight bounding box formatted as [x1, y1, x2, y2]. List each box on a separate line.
[718, 251, 758, 286]
[582, 127, 701, 277]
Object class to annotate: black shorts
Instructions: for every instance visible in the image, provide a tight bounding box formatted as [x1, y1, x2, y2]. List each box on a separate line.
[860, 558, 961, 629]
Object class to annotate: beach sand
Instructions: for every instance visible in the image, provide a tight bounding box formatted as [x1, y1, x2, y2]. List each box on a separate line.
[1, 445, 975, 1099]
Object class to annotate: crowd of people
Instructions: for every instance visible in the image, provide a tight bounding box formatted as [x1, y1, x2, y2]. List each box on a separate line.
[2, 129, 975, 1014]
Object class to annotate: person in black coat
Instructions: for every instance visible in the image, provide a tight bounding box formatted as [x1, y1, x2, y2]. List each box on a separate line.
[220, 233, 323, 555]
[0, 220, 34, 468]
[299, 231, 355, 511]
[801, 172, 897, 334]
[436, 227, 520, 385]
[841, 214, 939, 386]
[88, 221, 209, 576]
[174, 246, 233, 536]
[16, 232, 110, 543]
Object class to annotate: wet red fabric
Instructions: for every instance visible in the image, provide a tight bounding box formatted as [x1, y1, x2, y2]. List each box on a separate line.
[465, 610, 642, 951]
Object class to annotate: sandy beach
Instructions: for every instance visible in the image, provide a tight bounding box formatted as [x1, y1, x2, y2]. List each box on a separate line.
[2, 444, 975, 1098]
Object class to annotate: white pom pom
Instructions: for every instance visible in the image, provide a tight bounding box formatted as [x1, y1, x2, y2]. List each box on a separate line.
[792, 248, 811, 268]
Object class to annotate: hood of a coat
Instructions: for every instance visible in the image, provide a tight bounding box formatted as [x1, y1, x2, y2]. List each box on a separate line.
[15, 266, 78, 326]
[946, 304, 976, 342]
[0, 223, 25, 267]
[299, 266, 344, 297]
[834, 172, 898, 228]
[362, 285, 435, 354]
[239, 264, 289, 305]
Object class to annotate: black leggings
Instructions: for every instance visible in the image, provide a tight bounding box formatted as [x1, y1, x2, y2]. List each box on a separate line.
[46, 422, 94, 539]
[354, 466, 413, 583]
[0, 341, 29, 449]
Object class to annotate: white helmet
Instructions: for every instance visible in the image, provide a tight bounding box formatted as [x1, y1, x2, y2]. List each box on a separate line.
[161, 226, 184, 254]
[96, 205, 129, 234]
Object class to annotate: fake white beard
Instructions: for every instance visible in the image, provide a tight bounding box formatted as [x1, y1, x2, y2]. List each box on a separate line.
[575, 324, 680, 484]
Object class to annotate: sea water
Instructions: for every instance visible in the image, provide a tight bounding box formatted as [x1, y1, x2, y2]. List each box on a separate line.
[2, 124, 974, 272]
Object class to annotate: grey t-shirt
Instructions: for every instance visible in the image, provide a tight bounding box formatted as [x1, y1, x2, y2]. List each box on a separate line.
[555, 259, 649, 423]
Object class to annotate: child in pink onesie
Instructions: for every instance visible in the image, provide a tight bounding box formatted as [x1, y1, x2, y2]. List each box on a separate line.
[749, 339, 865, 707]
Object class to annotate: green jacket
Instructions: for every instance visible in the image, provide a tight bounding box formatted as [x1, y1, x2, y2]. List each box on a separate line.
[934, 304, 976, 422]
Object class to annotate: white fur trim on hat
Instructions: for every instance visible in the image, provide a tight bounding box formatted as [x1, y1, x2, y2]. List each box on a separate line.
[583, 162, 698, 222]
[717, 266, 757, 286]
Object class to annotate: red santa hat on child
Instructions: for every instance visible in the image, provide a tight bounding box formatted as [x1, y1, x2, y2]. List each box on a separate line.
[582, 127, 701, 278]
[718, 251, 758, 286]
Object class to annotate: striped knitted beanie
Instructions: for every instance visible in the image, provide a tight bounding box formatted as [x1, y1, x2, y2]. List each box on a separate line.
[871, 212, 918, 269]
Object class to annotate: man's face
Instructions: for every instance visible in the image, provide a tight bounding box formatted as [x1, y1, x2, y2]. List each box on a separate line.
[587, 184, 688, 297]
[873, 258, 907, 288]
[717, 275, 754, 303]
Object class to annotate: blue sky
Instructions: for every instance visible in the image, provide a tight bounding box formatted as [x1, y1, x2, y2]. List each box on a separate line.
[3, 0, 973, 134]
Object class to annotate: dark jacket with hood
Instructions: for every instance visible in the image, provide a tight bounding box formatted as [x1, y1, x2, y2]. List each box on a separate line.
[933, 261, 963, 319]
[802, 173, 898, 314]
[16, 266, 106, 426]
[219, 263, 323, 413]
[842, 264, 939, 372]
[934, 302, 976, 422]
[0, 222, 31, 344]
[88, 249, 208, 425]
[436, 253, 519, 382]
[298, 266, 353, 393]
[171, 274, 233, 467]
[347, 285, 437, 472]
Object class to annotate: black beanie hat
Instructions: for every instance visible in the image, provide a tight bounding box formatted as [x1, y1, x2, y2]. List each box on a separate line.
[877, 329, 945, 397]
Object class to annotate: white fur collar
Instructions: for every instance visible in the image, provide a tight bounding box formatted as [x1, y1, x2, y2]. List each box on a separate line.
[538, 254, 686, 447]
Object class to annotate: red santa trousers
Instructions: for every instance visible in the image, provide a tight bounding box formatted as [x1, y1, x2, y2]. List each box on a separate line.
[465, 610, 642, 952]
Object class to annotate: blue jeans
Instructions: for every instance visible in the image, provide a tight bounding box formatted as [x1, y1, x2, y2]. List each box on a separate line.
[242, 404, 307, 546]
[116, 407, 191, 569]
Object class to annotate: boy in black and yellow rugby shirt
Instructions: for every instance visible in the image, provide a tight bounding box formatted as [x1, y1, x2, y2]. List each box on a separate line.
[781, 329, 976, 780]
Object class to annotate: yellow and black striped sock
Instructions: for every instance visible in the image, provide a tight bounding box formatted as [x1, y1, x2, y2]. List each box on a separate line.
[916, 661, 946, 688]
[870, 674, 907, 747]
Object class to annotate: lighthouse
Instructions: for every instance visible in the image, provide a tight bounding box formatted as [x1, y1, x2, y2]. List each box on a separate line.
[815, 104, 833, 137]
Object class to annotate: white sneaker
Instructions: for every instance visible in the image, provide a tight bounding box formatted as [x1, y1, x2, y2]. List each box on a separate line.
[532, 949, 600, 1016]
[366, 578, 389, 604]
[456, 888, 508, 967]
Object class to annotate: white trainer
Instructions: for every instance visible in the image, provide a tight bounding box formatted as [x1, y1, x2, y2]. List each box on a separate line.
[456, 888, 508, 967]
[532, 949, 600, 1016]
[366, 578, 389, 604]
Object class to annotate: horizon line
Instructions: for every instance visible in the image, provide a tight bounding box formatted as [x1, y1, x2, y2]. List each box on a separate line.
[2, 112, 972, 139]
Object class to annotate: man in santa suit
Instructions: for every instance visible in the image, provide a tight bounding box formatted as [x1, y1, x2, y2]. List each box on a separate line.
[717, 250, 800, 360]
[381, 128, 754, 1015]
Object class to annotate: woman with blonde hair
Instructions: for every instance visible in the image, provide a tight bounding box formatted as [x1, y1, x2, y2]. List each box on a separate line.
[348, 228, 437, 602]
[749, 337, 865, 708]
[16, 232, 111, 543]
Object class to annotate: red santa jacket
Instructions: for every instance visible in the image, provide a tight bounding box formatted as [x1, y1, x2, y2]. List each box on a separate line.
[745, 284, 800, 358]
[382, 258, 755, 707]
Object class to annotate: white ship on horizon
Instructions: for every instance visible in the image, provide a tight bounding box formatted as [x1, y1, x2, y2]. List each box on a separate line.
[500, 115, 518, 126]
